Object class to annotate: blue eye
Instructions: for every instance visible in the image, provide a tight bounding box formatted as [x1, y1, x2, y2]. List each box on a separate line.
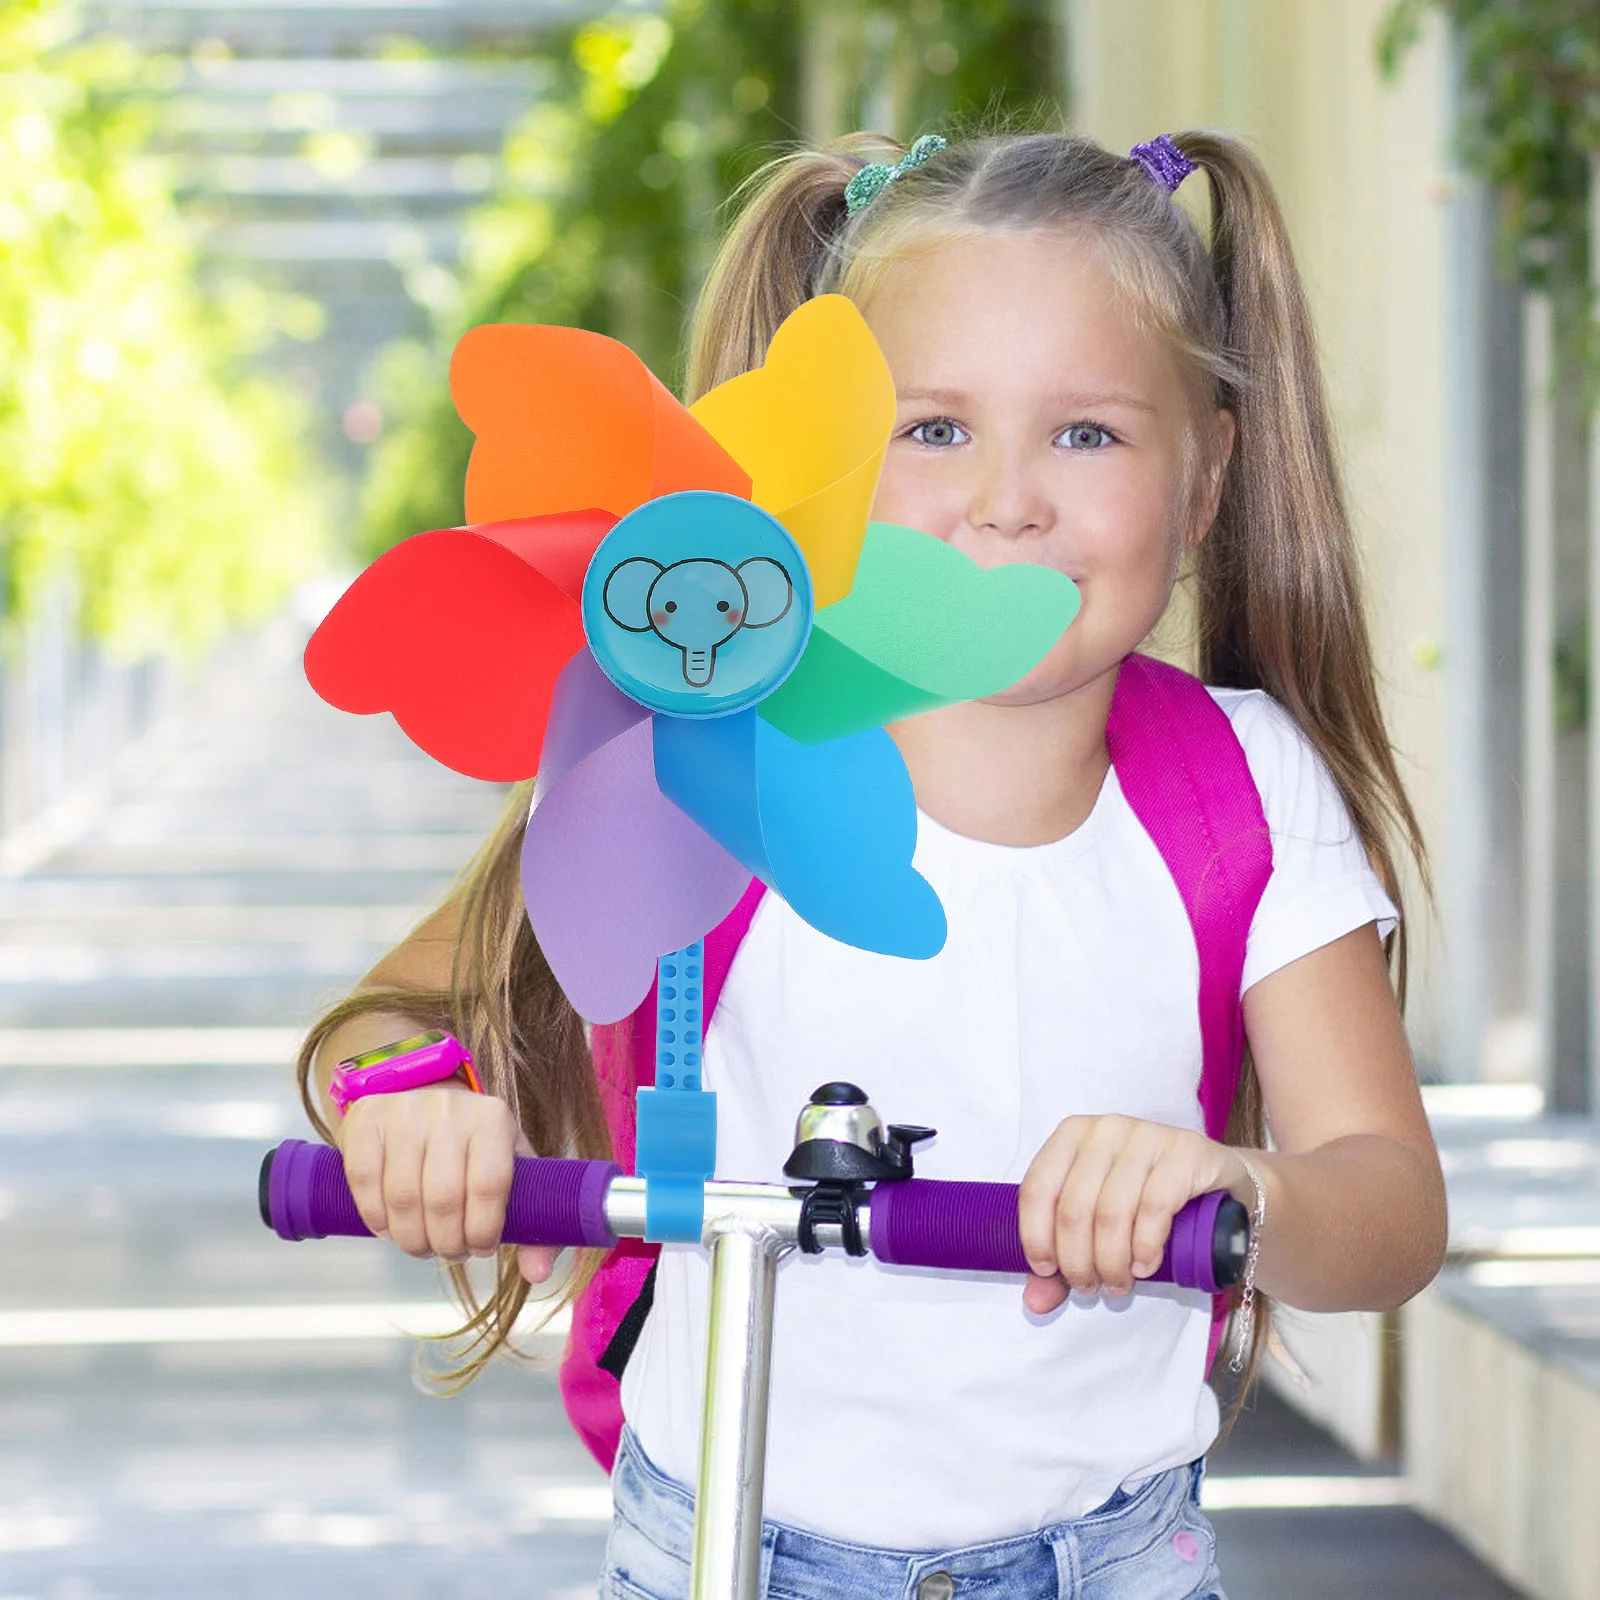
[1059, 423, 1114, 451]
[909, 418, 969, 448]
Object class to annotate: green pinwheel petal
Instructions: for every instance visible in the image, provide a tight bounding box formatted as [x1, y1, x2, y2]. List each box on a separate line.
[760, 626, 944, 744]
[760, 521, 1080, 745]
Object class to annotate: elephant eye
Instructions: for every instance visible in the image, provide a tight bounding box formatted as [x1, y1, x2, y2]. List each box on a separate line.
[717, 600, 730, 612]
[664, 600, 677, 613]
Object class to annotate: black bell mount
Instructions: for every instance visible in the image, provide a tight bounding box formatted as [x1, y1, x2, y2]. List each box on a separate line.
[782, 1081, 935, 1254]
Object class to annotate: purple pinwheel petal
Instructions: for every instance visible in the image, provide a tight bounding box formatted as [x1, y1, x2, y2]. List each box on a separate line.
[522, 714, 752, 1024]
[534, 648, 651, 804]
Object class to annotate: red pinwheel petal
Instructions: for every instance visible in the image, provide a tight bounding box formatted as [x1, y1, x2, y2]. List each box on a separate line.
[471, 508, 616, 604]
[304, 522, 591, 782]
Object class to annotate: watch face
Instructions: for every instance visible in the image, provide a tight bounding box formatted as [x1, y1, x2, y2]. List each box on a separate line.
[342, 1030, 448, 1072]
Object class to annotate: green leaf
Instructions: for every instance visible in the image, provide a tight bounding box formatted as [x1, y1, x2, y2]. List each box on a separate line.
[1374, 0, 1428, 80]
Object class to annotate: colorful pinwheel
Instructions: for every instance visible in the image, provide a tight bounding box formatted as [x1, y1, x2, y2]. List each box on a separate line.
[306, 295, 1079, 1024]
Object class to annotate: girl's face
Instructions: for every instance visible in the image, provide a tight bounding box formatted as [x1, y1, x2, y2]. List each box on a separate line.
[862, 230, 1232, 705]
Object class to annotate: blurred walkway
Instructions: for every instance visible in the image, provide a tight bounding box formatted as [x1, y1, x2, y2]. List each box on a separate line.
[0, 619, 609, 1598]
[0, 615, 1524, 1597]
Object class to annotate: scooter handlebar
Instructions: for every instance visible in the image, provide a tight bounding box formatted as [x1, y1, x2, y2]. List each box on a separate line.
[259, 1141, 1247, 1294]
[261, 1139, 621, 1250]
[867, 1179, 1247, 1294]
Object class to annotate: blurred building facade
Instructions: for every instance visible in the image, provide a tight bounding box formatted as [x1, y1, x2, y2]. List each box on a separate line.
[1068, 23, 1600, 1597]
[1072, 0, 1597, 1121]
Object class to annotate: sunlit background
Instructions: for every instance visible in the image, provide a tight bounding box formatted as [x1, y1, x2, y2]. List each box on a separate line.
[1, 1, 1596, 1596]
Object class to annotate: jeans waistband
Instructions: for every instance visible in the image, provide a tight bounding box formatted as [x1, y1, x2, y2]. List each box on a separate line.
[608, 1426, 1215, 1600]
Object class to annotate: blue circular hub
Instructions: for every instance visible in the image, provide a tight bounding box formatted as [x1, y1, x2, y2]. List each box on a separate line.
[582, 490, 814, 718]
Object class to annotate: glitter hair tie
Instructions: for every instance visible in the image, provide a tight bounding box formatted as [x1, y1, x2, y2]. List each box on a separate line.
[844, 133, 948, 218]
[1128, 134, 1196, 193]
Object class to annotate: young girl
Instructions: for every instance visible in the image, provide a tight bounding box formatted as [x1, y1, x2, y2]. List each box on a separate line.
[299, 129, 1448, 1598]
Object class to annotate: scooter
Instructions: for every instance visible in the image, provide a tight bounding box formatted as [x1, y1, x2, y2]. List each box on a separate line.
[259, 1082, 1247, 1600]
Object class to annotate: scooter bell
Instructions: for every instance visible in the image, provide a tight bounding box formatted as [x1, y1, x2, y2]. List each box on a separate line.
[782, 1083, 936, 1253]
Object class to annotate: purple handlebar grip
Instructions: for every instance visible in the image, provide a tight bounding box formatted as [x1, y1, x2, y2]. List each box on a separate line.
[868, 1182, 1238, 1294]
[263, 1140, 620, 1249]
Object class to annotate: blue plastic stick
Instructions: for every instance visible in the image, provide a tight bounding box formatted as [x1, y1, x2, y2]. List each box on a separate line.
[635, 940, 716, 1241]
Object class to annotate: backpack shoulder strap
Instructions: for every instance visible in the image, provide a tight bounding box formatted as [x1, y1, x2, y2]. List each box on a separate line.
[1107, 654, 1273, 1372]
[1105, 654, 1273, 1140]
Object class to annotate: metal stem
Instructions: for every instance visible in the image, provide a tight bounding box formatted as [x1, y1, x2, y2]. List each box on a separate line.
[690, 1219, 787, 1600]
[604, 1175, 872, 1254]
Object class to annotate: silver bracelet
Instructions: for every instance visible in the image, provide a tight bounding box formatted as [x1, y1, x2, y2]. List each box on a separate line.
[1228, 1156, 1267, 1375]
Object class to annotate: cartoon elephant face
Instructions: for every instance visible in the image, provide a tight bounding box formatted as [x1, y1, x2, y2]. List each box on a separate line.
[602, 556, 794, 688]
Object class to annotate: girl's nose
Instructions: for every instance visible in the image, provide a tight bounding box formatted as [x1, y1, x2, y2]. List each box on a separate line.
[966, 446, 1054, 540]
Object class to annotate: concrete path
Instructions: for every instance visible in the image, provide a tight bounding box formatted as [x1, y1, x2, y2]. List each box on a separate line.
[0, 616, 1525, 1597]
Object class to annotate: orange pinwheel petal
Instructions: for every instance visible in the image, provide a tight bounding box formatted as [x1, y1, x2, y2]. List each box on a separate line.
[451, 324, 751, 526]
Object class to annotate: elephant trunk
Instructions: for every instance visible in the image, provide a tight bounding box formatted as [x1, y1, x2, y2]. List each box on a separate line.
[682, 647, 715, 687]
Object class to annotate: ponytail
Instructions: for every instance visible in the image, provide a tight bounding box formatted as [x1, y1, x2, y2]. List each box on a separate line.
[684, 135, 902, 400]
[1177, 131, 1430, 1000]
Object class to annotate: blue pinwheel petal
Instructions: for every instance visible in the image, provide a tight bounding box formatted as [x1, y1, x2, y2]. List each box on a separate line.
[653, 712, 945, 959]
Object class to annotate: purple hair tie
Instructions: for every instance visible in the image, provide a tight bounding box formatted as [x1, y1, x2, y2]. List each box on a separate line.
[1129, 135, 1195, 193]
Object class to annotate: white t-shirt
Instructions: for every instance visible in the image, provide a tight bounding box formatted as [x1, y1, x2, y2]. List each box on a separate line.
[621, 688, 1398, 1548]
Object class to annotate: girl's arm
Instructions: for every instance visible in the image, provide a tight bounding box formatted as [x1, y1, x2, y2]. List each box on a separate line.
[1017, 922, 1447, 1313]
[306, 896, 555, 1283]
[306, 896, 462, 1127]
[1225, 920, 1447, 1310]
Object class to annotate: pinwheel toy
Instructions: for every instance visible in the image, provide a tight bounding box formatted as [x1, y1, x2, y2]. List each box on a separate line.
[304, 293, 1079, 1239]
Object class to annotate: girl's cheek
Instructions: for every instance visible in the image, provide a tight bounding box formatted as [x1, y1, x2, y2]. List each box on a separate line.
[868, 465, 910, 527]
[872, 475, 956, 543]
[1082, 481, 1184, 574]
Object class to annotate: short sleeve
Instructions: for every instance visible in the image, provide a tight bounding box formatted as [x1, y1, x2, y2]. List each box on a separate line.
[1210, 689, 1400, 994]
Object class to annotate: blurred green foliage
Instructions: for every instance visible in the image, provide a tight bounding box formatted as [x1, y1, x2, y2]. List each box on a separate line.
[1378, 1, 1597, 348]
[1382, 0, 1597, 734]
[0, 0, 327, 656]
[358, 0, 1061, 558]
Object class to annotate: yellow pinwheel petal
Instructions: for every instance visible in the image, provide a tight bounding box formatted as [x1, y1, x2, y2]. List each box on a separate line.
[689, 295, 895, 607]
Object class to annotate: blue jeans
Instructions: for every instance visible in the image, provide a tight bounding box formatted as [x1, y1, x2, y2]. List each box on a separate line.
[601, 1427, 1227, 1599]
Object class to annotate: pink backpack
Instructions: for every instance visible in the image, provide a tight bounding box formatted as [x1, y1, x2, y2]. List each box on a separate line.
[559, 654, 1274, 1472]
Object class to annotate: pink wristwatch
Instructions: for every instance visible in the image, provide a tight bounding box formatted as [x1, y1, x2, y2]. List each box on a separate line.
[328, 1029, 482, 1116]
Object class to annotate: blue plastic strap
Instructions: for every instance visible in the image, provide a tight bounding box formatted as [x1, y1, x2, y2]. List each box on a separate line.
[636, 941, 714, 1241]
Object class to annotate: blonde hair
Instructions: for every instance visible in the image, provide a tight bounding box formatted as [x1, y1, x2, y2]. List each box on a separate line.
[305, 126, 1429, 1405]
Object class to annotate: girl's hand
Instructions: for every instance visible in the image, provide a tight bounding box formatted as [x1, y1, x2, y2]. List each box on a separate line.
[1017, 1115, 1251, 1314]
[336, 1082, 557, 1286]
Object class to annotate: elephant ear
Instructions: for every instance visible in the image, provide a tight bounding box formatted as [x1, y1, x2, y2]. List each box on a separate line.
[738, 558, 794, 629]
[603, 557, 662, 633]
